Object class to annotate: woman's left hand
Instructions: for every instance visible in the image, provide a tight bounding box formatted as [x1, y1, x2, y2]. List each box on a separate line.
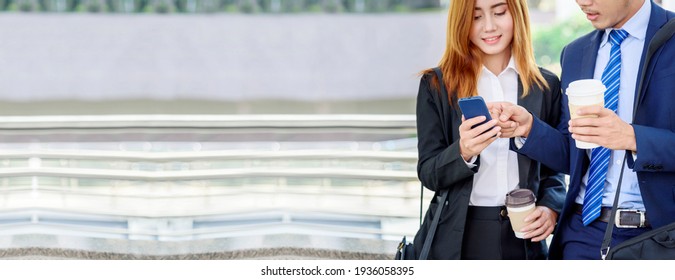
[519, 206, 558, 242]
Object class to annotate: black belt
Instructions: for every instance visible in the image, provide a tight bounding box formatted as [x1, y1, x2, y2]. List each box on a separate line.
[467, 206, 508, 221]
[574, 203, 651, 228]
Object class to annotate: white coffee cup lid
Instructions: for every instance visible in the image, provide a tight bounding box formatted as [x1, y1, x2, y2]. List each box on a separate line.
[567, 79, 606, 96]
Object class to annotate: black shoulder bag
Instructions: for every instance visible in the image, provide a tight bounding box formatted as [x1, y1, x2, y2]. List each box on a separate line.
[395, 68, 451, 260]
[601, 18, 675, 260]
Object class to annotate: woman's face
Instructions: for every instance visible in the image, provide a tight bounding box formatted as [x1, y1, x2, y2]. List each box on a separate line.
[470, 0, 514, 61]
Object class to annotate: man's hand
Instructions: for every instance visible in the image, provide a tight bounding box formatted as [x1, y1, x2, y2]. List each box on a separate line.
[519, 206, 558, 242]
[496, 103, 534, 138]
[569, 105, 637, 151]
[487, 102, 518, 137]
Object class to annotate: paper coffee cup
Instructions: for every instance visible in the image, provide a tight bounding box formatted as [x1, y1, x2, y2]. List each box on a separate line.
[505, 189, 537, 239]
[566, 79, 606, 149]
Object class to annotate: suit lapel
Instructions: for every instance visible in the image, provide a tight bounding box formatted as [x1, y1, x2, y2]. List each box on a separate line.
[635, 4, 668, 112]
[449, 101, 462, 142]
[580, 31, 603, 80]
[571, 31, 603, 171]
[634, 45, 662, 116]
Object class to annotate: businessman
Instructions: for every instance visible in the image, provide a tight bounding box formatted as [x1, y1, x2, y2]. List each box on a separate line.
[495, 0, 675, 259]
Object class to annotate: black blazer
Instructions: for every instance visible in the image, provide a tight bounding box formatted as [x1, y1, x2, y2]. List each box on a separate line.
[413, 68, 566, 259]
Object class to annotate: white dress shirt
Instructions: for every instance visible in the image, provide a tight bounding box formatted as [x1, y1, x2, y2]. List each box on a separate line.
[467, 57, 520, 206]
[574, 0, 650, 210]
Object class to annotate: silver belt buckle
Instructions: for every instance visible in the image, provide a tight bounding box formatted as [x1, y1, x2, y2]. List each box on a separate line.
[615, 209, 645, 228]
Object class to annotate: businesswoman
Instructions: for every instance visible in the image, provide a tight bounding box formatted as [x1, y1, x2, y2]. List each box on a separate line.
[413, 0, 566, 259]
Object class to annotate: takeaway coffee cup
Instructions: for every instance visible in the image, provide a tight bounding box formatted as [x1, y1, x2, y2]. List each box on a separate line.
[505, 189, 537, 239]
[566, 79, 606, 149]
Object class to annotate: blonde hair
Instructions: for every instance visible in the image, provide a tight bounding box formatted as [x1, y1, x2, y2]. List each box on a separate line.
[424, 0, 548, 104]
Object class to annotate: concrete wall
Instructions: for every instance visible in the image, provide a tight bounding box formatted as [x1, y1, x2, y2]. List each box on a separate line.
[0, 14, 446, 104]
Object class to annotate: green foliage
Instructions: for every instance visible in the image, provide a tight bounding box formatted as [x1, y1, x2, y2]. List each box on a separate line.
[16, 0, 40, 11]
[222, 3, 238, 12]
[306, 3, 320, 12]
[322, 0, 343, 13]
[75, 0, 109, 12]
[107, 0, 142, 13]
[533, 16, 594, 69]
[391, 4, 409, 13]
[40, 0, 68, 11]
[238, 0, 259, 13]
[191, 0, 220, 13]
[279, 0, 304, 13]
[366, 0, 388, 13]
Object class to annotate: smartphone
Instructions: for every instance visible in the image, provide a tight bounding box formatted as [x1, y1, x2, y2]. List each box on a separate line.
[458, 96, 492, 130]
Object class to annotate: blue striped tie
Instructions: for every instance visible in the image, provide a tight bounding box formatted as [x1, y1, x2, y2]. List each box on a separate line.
[582, 29, 629, 226]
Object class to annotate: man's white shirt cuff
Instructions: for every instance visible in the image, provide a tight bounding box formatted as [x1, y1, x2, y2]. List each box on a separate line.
[515, 136, 527, 149]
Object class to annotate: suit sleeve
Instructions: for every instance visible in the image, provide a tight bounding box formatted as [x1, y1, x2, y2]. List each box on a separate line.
[416, 74, 476, 192]
[513, 55, 572, 175]
[627, 36, 675, 172]
[532, 73, 567, 214]
[628, 125, 675, 172]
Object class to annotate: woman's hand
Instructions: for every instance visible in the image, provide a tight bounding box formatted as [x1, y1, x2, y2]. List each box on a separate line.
[519, 206, 558, 242]
[497, 103, 534, 138]
[458, 116, 501, 161]
[487, 102, 519, 137]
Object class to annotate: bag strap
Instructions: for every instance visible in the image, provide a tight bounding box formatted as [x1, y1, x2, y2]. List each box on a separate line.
[419, 183, 424, 225]
[419, 189, 448, 260]
[418, 67, 452, 260]
[601, 17, 675, 260]
[600, 154, 627, 260]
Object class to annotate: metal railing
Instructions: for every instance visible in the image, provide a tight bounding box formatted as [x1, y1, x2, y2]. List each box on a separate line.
[0, 114, 416, 129]
[0, 114, 426, 242]
[0, 114, 417, 142]
[0, 149, 417, 161]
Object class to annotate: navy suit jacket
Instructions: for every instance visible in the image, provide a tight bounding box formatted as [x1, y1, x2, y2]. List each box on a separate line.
[514, 2, 675, 259]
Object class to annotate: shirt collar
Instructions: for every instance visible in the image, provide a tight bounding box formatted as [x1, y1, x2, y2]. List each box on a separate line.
[600, 0, 650, 47]
[481, 56, 518, 76]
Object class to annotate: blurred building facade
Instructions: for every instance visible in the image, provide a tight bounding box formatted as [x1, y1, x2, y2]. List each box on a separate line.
[1, 0, 445, 13]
